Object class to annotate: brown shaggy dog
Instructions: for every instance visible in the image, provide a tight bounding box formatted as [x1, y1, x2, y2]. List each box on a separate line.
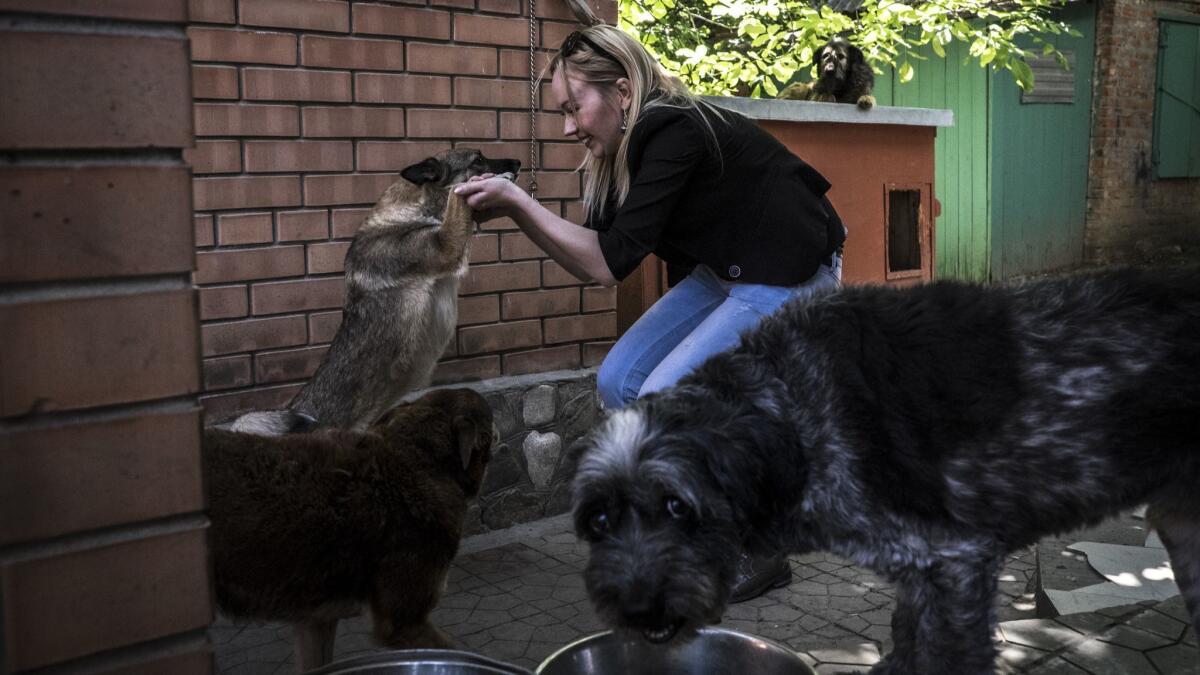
[779, 36, 876, 109]
[204, 388, 495, 671]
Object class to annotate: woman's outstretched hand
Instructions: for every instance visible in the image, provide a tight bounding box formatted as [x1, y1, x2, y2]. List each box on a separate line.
[453, 174, 530, 223]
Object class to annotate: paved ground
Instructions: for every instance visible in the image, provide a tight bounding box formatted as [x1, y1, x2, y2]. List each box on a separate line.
[211, 513, 1197, 674]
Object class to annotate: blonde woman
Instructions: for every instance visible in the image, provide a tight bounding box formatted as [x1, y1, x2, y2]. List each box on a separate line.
[454, 24, 844, 600]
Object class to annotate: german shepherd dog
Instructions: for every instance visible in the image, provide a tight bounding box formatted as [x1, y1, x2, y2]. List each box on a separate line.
[779, 37, 876, 110]
[206, 388, 496, 671]
[231, 148, 520, 435]
[571, 267, 1200, 673]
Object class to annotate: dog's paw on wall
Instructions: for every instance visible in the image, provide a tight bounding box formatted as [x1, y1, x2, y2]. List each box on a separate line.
[204, 388, 495, 672]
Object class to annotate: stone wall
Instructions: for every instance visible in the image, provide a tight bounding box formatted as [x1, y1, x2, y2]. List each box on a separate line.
[1085, 0, 1200, 264]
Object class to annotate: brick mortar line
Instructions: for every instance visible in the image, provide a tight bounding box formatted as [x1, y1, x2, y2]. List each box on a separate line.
[0, 512, 209, 564]
[0, 12, 186, 38]
[16, 629, 210, 675]
[0, 275, 193, 306]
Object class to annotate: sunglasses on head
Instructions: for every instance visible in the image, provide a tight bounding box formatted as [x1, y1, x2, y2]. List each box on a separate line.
[560, 30, 622, 66]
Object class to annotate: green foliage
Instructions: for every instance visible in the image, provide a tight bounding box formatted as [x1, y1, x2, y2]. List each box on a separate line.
[618, 0, 1081, 96]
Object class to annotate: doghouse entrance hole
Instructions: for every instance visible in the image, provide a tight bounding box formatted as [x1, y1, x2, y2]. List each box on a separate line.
[887, 189, 922, 273]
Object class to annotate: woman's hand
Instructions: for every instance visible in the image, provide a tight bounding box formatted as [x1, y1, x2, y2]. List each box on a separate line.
[453, 174, 530, 223]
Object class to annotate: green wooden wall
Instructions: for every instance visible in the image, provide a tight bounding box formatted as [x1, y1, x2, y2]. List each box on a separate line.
[875, 1, 1096, 280]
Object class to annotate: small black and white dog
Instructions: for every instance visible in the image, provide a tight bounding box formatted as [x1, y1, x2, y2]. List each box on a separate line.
[571, 267, 1200, 674]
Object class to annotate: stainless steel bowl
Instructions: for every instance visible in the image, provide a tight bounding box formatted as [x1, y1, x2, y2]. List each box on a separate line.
[304, 650, 533, 675]
[536, 628, 816, 675]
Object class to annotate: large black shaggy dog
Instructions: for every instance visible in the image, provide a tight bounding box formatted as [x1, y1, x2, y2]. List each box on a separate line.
[778, 37, 876, 109]
[205, 388, 494, 671]
[571, 268, 1200, 674]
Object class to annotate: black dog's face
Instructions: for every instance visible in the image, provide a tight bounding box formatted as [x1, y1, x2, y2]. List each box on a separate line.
[817, 41, 850, 81]
[571, 403, 744, 645]
[400, 148, 521, 188]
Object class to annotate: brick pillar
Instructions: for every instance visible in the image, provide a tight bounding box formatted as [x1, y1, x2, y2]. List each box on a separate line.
[0, 3, 212, 674]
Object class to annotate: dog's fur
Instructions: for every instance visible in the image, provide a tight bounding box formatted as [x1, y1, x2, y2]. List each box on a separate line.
[779, 37, 876, 109]
[571, 267, 1200, 674]
[205, 388, 495, 670]
[231, 149, 519, 436]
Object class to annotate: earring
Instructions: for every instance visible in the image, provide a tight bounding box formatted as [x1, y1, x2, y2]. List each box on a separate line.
[620, 109, 628, 134]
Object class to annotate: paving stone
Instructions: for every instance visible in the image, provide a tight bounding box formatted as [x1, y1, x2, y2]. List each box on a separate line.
[1145, 642, 1199, 674]
[1001, 619, 1085, 652]
[997, 643, 1050, 671]
[1055, 612, 1116, 635]
[1097, 624, 1176, 651]
[1062, 638, 1156, 674]
[809, 643, 882, 665]
[1125, 606, 1187, 640]
[1024, 657, 1091, 674]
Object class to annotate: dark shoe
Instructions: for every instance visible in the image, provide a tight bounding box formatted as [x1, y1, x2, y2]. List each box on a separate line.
[729, 552, 791, 603]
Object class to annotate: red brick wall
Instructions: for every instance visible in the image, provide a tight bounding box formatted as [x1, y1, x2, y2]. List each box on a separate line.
[1085, 0, 1200, 263]
[0, 2, 212, 673]
[190, 0, 619, 423]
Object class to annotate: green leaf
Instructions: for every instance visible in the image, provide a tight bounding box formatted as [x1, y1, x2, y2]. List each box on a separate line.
[1010, 58, 1034, 91]
[898, 61, 914, 82]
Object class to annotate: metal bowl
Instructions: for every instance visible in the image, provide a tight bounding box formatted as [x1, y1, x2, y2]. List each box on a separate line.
[304, 650, 534, 675]
[536, 628, 816, 675]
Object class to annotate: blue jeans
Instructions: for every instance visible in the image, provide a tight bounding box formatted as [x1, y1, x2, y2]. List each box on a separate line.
[597, 257, 842, 408]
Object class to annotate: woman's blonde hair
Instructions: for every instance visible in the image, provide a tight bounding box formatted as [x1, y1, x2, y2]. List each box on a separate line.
[546, 25, 723, 223]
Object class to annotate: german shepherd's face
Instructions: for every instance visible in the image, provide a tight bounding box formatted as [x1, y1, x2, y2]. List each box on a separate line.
[400, 148, 521, 188]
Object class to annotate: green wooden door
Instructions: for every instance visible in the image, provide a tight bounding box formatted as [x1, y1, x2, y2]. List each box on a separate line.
[988, 2, 1097, 279]
[1154, 19, 1200, 177]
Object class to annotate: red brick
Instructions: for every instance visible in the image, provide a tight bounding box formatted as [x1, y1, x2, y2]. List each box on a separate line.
[100, 648, 213, 675]
[470, 232, 499, 263]
[541, 20, 578, 49]
[304, 173, 396, 206]
[201, 315, 308, 356]
[245, 140, 353, 172]
[1, 529, 211, 672]
[187, 140, 241, 173]
[478, 0, 522, 13]
[0, 409, 203, 545]
[0, 32, 191, 149]
[217, 212, 274, 245]
[240, 0, 350, 32]
[454, 77, 530, 109]
[406, 109, 497, 138]
[255, 346, 329, 383]
[307, 241, 351, 273]
[407, 43, 497, 76]
[252, 278, 344, 315]
[461, 260, 540, 294]
[0, 291, 199, 416]
[195, 214, 215, 247]
[459, 319, 541, 355]
[0, 166, 194, 283]
[303, 106, 405, 138]
[353, 4, 451, 39]
[502, 287, 579, 319]
[200, 383, 303, 423]
[500, 231, 545, 260]
[458, 294, 500, 325]
[500, 48, 554, 78]
[543, 142, 586, 169]
[193, 64, 239, 99]
[582, 285, 616, 312]
[244, 67, 352, 102]
[0, 0, 187, 22]
[356, 72, 452, 105]
[199, 285, 248, 320]
[503, 344, 580, 375]
[583, 340, 613, 366]
[195, 102, 300, 137]
[188, 27, 296, 64]
[193, 175, 301, 210]
[535, 0, 610, 21]
[542, 259, 582, 286]
[189, 0, 235, 23]
[333, 207, 372, 237]
[454, 14, 528, 46]
[470, 141, 529, 164]
[358, 140, 452, 171]
[194, 246, 305, 284]
[544, 312, 615, 343]
[309, 310, 343, 342]
[204, 354, 253, 390]
[435, 0, 476, 8]
[432, 355, 501, 384]
[563, 199, 586, 223]
[279, 209, 330, 241]
[302, 34, 404, 70]
[501, 111, 568, 140]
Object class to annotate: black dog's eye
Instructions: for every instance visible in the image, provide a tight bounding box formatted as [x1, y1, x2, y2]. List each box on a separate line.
[664, 496, 689, 519]
[588, 511, 611, 536]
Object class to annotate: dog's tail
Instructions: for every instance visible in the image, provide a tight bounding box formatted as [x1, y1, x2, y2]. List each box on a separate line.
[228, 410, 319, 437]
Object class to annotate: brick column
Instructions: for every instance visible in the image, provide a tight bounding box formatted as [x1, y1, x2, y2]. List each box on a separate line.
[0, 3, 212, 673]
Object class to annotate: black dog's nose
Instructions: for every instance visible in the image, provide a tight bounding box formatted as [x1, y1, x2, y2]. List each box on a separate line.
[620, 586, 664, 626]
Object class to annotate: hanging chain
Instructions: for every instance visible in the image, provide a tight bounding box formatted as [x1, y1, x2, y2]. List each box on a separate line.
[527, 0, 539, 196]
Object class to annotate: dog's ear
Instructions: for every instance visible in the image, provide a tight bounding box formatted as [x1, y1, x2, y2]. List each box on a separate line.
[453, 414, 484, 470]
[848, 43, 865, 67]
[401, 157, 445, 186]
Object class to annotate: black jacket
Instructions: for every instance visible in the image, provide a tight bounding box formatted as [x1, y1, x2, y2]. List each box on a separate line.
[587, 102, 845, 285]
